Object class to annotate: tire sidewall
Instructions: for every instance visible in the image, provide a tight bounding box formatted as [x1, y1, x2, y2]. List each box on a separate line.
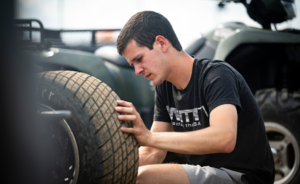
[37, 81, 97, 183]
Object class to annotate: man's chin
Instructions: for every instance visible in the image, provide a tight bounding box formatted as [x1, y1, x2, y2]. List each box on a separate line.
[151, 78, 164, 86]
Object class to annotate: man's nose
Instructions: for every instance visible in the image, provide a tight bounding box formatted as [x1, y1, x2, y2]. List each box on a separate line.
[134, 64, 144, 75]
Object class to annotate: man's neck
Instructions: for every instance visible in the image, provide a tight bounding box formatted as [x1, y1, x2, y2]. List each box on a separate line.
[166, 50, 194, 90]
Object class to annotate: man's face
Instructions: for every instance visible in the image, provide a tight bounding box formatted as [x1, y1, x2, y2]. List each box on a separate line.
[123, 39, 170, 86]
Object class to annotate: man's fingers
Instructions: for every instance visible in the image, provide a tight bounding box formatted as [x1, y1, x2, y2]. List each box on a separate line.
[120, 126, 140, 134]
[117, 100, 134, 108]
[118, 115, 137, 121]
[115, 106, 134, 114]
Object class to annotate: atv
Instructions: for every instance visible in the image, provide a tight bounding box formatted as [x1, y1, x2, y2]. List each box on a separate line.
[15, 19, 140, 184]
[185, 0, 300, 183]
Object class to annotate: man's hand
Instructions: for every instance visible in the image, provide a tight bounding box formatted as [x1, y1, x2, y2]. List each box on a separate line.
[115, 100, 152, 146]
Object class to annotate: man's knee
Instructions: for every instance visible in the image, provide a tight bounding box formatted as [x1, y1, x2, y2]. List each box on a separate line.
[136, 166, 150, 184]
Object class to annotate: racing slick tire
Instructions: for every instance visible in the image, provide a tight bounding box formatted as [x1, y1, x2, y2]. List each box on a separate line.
[36, 70, 139, 184]
[255, 88, 300, 184]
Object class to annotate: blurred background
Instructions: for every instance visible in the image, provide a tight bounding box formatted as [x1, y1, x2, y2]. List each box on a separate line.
[15, 0, 300, 49]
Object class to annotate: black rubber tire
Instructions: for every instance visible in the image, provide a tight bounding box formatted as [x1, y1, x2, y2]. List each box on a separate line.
[255, 88, 300, 184]
[36, 71, 139, 184]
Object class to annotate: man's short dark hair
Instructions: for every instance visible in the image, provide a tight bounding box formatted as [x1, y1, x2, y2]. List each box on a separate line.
[117, 11, 182, 55]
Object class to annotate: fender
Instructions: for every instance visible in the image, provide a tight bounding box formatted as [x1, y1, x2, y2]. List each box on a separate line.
[33, 47, 116, 91]
[214, 27, 300, 61]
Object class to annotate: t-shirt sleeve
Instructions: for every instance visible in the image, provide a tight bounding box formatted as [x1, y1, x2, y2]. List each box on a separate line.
[203, 65, 242, 113]
[153, 86, 171, 123]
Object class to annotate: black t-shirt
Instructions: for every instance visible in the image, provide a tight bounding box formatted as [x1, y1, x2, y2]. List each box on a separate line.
[154, 58, 274, 184]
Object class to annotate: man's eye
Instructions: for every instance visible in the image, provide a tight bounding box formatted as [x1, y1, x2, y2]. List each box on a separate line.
[137, 57, 142, 62]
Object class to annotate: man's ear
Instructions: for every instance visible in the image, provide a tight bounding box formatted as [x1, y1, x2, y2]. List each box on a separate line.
[155, 35, 168, 52]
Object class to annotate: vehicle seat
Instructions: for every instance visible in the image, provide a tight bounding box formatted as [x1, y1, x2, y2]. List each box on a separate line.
[94, 45, 133, 69]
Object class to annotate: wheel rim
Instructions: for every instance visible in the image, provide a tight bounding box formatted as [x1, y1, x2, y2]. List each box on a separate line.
[265, 122, 300, 184]
[38, 104, 80, 184]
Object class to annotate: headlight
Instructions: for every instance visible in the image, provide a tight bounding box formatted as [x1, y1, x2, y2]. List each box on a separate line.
[213, 27, 236, 41]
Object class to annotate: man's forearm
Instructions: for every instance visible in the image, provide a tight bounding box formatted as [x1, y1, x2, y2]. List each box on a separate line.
[147, 126, 236, 155]
[145, 105, 238, 155]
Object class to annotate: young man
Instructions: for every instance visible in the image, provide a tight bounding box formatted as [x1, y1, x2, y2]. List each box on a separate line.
[115, 11, 274, 184]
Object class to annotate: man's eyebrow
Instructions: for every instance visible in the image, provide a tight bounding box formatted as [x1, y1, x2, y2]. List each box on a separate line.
[131, 54, 141, 62]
